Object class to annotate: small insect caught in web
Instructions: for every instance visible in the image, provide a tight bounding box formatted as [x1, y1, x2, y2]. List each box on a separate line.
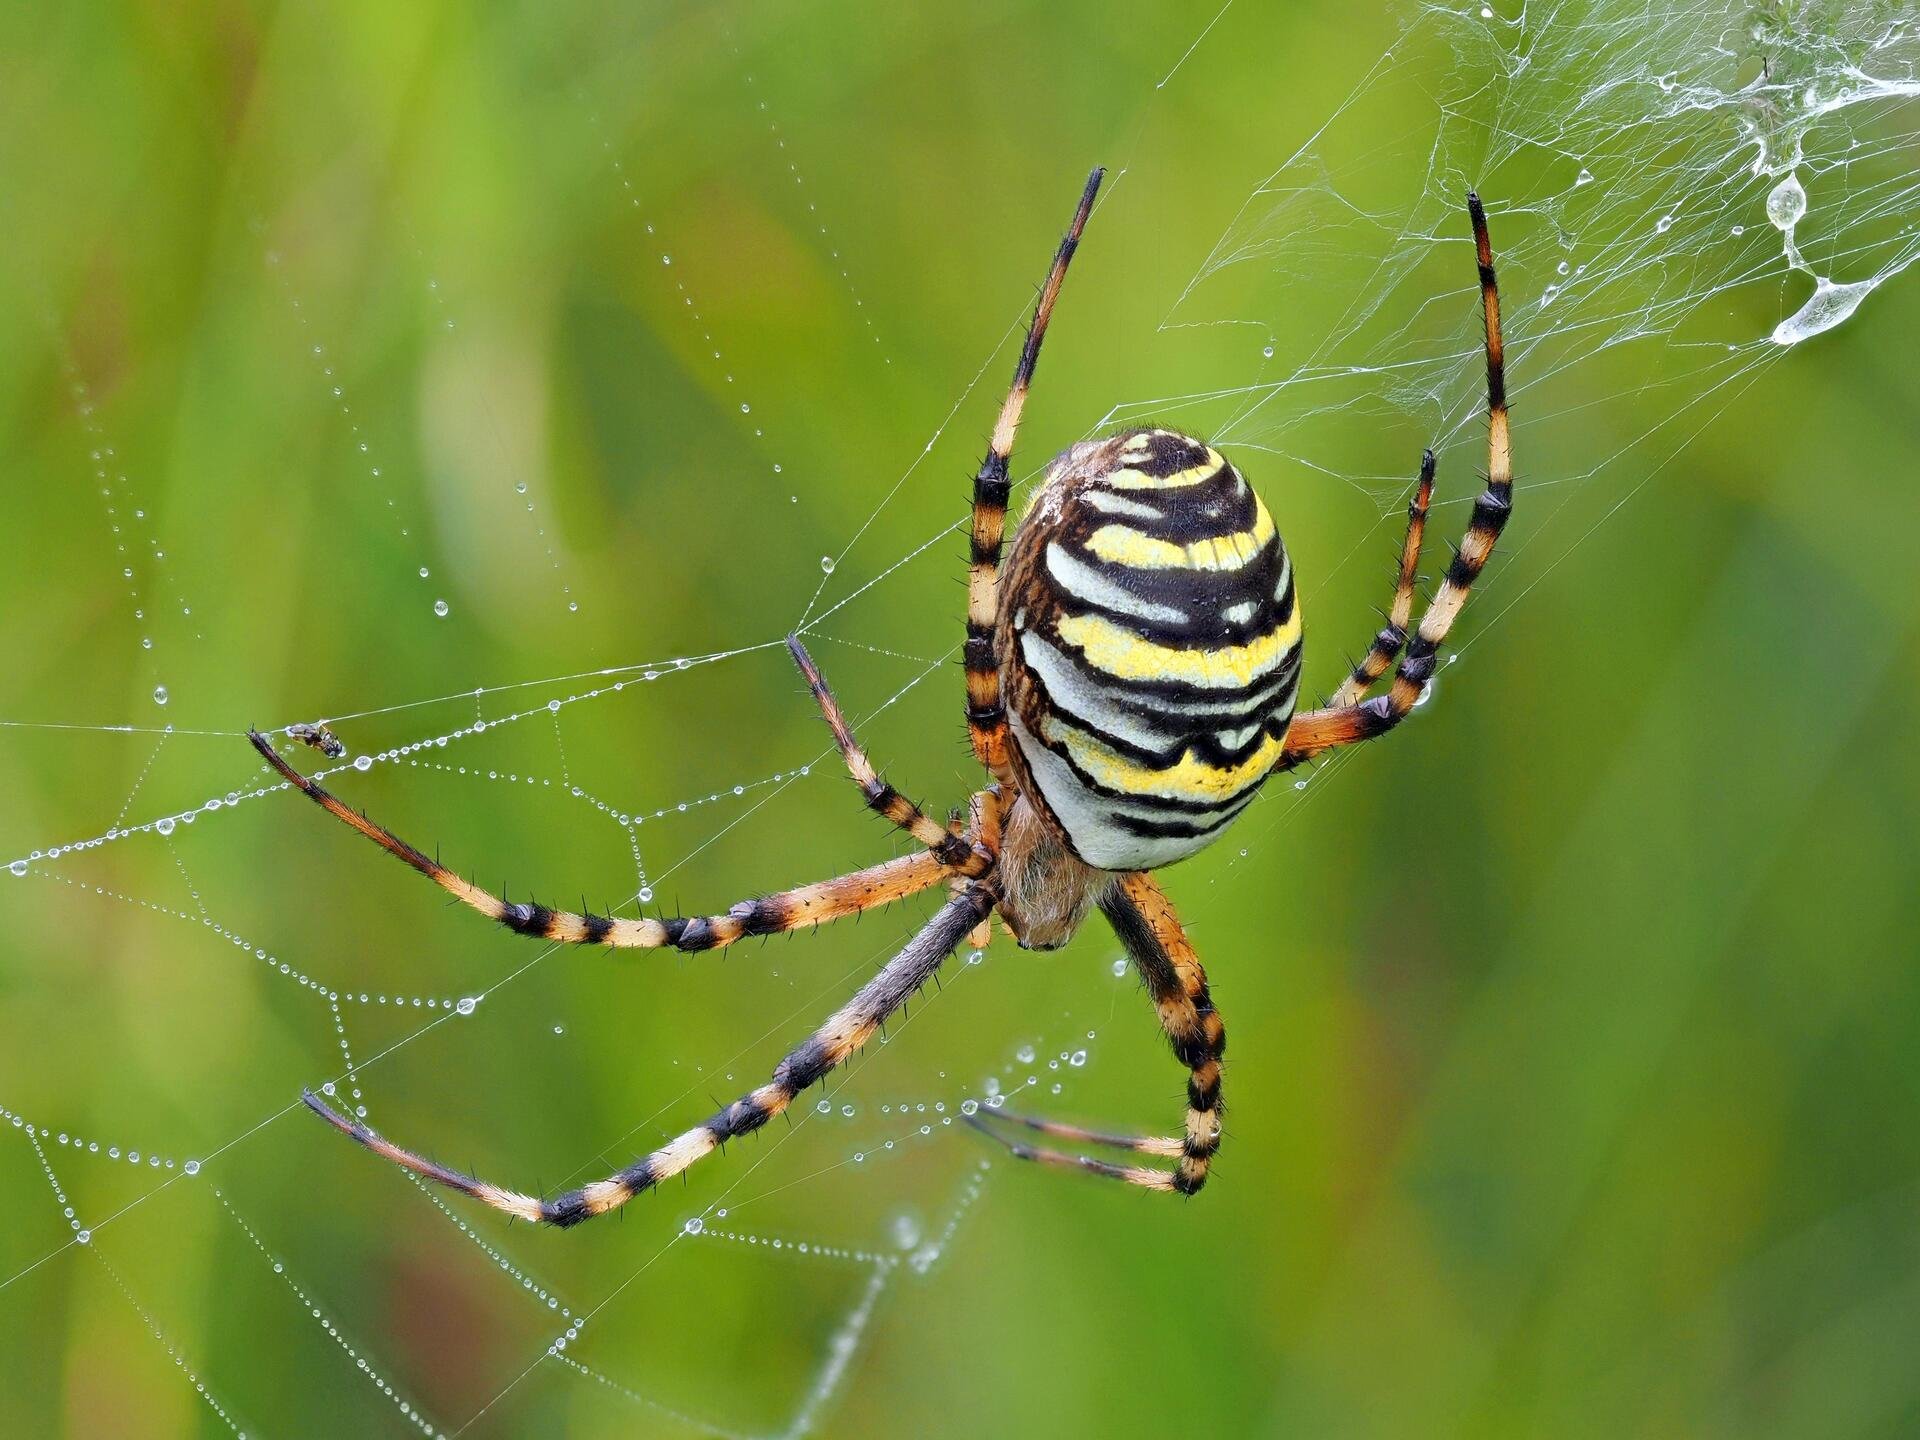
[284, 722, 346, 759]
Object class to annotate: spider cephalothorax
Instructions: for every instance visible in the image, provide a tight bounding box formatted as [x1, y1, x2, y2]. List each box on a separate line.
[254, 167, 1511, 1219]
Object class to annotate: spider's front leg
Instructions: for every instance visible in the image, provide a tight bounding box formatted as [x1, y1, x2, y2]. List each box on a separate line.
[1278, 191, 1511, 771]
[961, 167, 1103, 790]
[967, 871, 1223, 1194]
[1325, 448, 1434, 709]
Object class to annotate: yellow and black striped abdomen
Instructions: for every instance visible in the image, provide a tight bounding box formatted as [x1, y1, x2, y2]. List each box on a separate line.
[998, 428, 1301, 871]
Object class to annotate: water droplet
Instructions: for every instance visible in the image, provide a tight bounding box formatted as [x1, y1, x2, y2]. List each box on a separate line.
[960, 1099, 979, 1116]
[1654, 214, 1674, 234]
[419, 567, 430, 579]
[1068, 1049, 1087, 1068]
[1261, 343, 1275, 358]
[1111, 958, 1127, 977]
[183, 1160, 201, 1176]
[75, 1229, 91, 1245]
[152, 686, 169, 706]
[1574, 167, 1593, 186]
[156, 817, 175, 836]
[638, 885, 655, 903]
[353, 755, 373, 772]
[682, 1216, 704, 1235]
[1015, 1043, 1036, 1064]
[8, 860, 26, 878]
[1766, 173, 1807, 231]
[515, 481, 527, 494]
[433, 599, 450, 617]
[547, 699, 562, 713]
[820, 555, 835, 574]
[456, 997, 477, 1015]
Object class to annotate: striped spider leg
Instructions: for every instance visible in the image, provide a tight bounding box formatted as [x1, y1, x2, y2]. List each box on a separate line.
[786, 636, 989, 877]
[1326, 448, 1435, 708]
[1278, 192, 1512, 769]
[247, 640, 985, 957]
[280, 639, 1003, 1227]
[966, 871, 1223, 1193]
[966, 190, 1508, 1195]
[304, 885, 995, 1226]
[964, 166, 1106, 789]
[272, 171, 1514, 1223]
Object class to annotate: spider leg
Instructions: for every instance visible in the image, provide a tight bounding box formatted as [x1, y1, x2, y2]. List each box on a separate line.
[303, 885, 994, 1226]
[965, 1110, 1183, 1157]
[1325, 448, 1435, 709]
[1278, 192, 1511, 770]
[787, 636, 987, 875]
[965, 167, 1104, 790]
[963, 1114, 1182, 1188]
[966, 871, 1223, 1194]
[249, 730, 956, 952]
[957, 786, 1006, 948]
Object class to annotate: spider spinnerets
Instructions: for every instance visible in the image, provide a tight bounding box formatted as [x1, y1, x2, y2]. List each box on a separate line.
[252, 164, 1510, 1221]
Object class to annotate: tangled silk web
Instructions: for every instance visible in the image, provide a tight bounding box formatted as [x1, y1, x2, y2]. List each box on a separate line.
[4, 2, 1917, 1435]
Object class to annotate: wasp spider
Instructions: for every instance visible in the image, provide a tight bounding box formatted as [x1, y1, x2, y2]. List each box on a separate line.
[252, 167, 1511, 1224]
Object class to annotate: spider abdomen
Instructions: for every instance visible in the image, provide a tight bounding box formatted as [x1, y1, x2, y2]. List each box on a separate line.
[997, 428, 1301, 871]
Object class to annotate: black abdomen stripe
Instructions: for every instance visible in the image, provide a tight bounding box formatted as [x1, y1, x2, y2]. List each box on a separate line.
[1005, 429, 1302, 870]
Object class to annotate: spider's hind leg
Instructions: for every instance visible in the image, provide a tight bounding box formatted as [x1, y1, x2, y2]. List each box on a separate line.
[962, 871, 1224, 1196]
[303, 885, 995, 1227]
[964, 1108, 1188, 1191]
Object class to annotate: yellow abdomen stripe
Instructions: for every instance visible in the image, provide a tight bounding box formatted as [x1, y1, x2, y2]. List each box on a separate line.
[1083, 498, 1275, 572]
[1056, 604, 1301, 690]
[1043, 715, 1287, 804]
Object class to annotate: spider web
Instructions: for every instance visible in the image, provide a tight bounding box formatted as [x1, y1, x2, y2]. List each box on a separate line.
[3, 1, 1917, 1434]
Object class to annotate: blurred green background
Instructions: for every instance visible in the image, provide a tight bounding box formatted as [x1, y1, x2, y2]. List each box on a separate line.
[4, 3, 1920, 1437]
